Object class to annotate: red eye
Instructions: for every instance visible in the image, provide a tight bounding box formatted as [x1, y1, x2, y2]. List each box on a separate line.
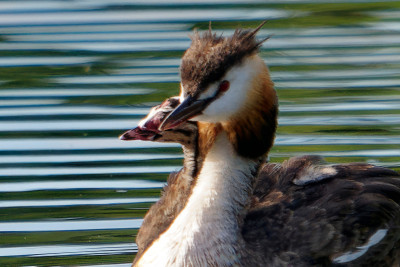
[218, 80, 230, 92]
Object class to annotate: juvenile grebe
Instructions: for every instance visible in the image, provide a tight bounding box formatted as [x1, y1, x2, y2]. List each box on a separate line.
[121, 97, 202, 255]
[122, 23, 400, 266]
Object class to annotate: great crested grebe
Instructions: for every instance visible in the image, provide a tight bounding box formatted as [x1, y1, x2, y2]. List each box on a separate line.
[121, 23, 400, 266]
[121, 97, 202, 254]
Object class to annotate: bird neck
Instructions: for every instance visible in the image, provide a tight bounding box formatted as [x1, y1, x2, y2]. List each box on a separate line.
[195, 124, 262, 224]
[176, 126, 262, 264]
[181, 134, 202, 181]
[135, 126, 261, 266]
[225, 61, 278, 159]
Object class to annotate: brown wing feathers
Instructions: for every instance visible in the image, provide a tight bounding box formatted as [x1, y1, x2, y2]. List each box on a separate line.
[245, 156, 400, 265]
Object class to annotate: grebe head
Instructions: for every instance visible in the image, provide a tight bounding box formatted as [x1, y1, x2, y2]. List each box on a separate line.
[160, 21, 276, 131]
[120, 97, 197, 146]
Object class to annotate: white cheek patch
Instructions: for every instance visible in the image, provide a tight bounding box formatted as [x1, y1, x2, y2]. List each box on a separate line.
[179, 85, 185, 103]
[199, 56, 260, 123]
[198, 82, 219, 101]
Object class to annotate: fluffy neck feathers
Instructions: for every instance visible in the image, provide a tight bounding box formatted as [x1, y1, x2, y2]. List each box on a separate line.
[224, 62, 277, 159]
[137, 132, 259, 267]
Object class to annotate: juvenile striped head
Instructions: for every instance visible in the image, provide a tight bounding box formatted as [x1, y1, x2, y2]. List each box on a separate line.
[120, 97, 197, 146]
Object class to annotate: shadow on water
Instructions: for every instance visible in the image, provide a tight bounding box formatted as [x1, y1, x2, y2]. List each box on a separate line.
[0, 1, 399, 266]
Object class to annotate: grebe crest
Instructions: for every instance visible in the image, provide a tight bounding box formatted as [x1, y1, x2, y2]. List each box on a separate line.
[161, 22, 277, 158]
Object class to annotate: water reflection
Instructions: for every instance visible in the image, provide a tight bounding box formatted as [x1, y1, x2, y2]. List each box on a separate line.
[0, 106, 151, 117]
[0, 166, 179, 176]
[0, 56, 99, 67]
[276, 135, 400, 145]
[0, 0, 399, 266]
[0, 9, 286, 26]
[0, 153, 179, 164]
[0, 138, 177, 151]
[0, 243, 136, 257]
[281, 101, 400, 112]
[0, 198, 159, 208]
[0, 218, 143, 232]
[0, 180, 165, 192]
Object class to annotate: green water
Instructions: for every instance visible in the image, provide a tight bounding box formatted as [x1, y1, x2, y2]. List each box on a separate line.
[0, 1, 399, 266]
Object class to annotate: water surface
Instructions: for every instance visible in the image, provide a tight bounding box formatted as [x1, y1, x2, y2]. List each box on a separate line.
[0, 1, 399, 266]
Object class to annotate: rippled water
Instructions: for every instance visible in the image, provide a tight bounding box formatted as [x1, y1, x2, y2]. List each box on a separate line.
[1, 1, 399, 266]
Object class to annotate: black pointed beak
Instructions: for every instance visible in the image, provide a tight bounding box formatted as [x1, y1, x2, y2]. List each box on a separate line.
[159, 95, 207, 131]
